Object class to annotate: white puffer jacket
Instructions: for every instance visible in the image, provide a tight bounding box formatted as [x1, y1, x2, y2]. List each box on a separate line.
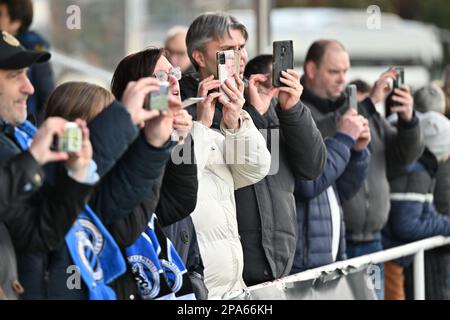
[190, 110, 271, 299]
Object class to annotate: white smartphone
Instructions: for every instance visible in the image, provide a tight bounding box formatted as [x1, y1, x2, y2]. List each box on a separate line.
[181, 97, 205, 108]
[217, 50, 239, 101]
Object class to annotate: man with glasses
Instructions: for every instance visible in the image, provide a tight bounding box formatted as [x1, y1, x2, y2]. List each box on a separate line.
[180, 12, 326, 287]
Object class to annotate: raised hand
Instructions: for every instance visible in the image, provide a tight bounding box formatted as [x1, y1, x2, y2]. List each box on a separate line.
[218, 74, 246, 130]
[65, 119, 94, 182]
[120, 77, 163, 127]
[369, 68, 397, 105]
[390, 85, 414, 123]
[247, 74, 278, 115]
[172, 109, 193, 143]
[354, 118, 371, 151]
[278, 69, 303, 110]
[29, 117, 70, 165]
[196, 75, 222, 128]
[337, 108, 365, 141]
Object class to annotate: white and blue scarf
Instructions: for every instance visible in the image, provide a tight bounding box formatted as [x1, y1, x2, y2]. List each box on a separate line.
[14, 120, 125, 300]
[14, 120, 37, 151]
[65, 205, 126, 300]
[125, 214, 195, 300]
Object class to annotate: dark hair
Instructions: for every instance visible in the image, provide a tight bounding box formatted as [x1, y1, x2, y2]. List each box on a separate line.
[186, 12, 248, 71]
[349, 79, 371, 94]
[0, 0, 33, 34]
[244, 54, 272, 79]
[111, 47, 164, 100]
[304, 39, 346, 69]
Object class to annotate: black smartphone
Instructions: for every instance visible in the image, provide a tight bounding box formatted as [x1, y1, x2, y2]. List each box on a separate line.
[147, 82, 169, 111]
[273, 40, 294, 88]
[393, 67, 405, 90]
[391, 67, 405, 108]
[386, 67, 406, 116]
[346, 84, 358, 111]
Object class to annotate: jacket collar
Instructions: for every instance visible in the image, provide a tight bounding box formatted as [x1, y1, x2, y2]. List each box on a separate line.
[0, 118, 16, 137]
[300, 76, 346, 114]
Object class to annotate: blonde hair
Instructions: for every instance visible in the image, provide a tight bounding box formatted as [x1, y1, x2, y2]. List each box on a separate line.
[44, 82, 115, 123]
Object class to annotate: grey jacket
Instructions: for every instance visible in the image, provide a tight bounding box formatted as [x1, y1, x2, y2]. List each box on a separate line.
[302, 85, 424, 242]
[180, 73, 327, 285]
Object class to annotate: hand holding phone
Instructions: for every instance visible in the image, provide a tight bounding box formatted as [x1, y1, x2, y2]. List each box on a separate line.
[389, 67, 405, 109]
[217, 50, 239, 101]
[273, 40, 294, 88]
[50, 122, 82, 153]
[393, 67, 405, 90]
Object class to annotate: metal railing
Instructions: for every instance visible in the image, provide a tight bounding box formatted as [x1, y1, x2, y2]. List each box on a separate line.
[248, 236, 450, 300]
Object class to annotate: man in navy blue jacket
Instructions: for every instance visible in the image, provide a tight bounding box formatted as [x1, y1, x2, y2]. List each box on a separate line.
[383, 111, 450, 300]
[292, 108, 371, 273]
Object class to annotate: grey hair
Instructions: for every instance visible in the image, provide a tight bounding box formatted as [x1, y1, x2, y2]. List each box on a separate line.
[165, 25, 188, 46]
[414, 84, 446, 114]
[186, 12, 248, 71]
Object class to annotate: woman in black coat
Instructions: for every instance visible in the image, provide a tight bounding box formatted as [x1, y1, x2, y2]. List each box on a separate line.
[109, 48, 205, 299]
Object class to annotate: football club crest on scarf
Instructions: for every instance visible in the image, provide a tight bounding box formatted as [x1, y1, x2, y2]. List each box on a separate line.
[75, 218, 105, 281]
[126, 214, 196, 300]
[127, 233, 163, 299]
[66, 205, 126, 300]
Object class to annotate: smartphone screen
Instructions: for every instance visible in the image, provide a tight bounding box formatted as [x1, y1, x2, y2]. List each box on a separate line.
[394, 67, 405, 89]
[148, 82, 169, 111]
[217, 50, 237, 101]
[273, 40, 294, 88]
[346, 84, 358, 110]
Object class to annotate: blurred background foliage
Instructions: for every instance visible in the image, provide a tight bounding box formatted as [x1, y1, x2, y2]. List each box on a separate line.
[276, 0, 450, 31]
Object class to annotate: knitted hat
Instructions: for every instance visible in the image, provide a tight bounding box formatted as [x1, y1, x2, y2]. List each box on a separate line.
[414, 84, 446, 114]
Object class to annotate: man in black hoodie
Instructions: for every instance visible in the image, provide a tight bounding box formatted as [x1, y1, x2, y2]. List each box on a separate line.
[180, 12, 327, 287]
[300, 39, 424, 299]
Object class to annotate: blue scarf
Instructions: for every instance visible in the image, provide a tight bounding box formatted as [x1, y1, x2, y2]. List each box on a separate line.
[65, 205, 126, 300]
[14, 120, 125, 300]
[125, 214, 195, 300]
[14, 120, 37, 151]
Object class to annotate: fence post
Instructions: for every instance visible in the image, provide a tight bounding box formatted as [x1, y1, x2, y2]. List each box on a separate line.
[413, 250, 425, 300]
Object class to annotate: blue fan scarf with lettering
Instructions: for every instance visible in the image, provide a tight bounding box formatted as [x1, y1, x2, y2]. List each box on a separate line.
[65, 205, 126, 300]
[14, 120, 126, 300]
[125, 214, 195, 300]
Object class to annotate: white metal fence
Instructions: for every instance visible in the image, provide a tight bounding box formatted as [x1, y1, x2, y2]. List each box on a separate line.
[248, 236, 450, 300]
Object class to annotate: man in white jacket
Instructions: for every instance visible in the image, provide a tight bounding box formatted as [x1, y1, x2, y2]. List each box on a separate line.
[189, 71, 271, 299]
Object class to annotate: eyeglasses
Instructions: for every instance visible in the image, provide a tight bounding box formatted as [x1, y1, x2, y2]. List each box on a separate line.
[153, 67, 182, 82]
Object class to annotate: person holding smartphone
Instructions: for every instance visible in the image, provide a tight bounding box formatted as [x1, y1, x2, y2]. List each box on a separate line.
[0, 32, 98, 300]
[16, 51, 188, 299]
[300, 39, 424, 300]
[180, 12, 327, 289]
